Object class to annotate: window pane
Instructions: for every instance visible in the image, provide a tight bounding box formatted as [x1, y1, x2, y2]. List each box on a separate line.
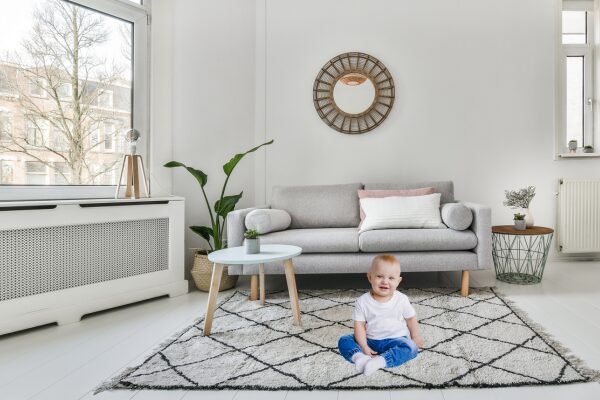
[0, 111, 12, 140]
[53, 162, 70, 184]
[0, 160, 15, 183]
[0, 0, 133, 186]
[566, 56, 584, 146]
[562, 11, 587, 44]
[26, 161, 47, 184]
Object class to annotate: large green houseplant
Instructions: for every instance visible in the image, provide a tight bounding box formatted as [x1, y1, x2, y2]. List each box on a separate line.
[165, 139, 273, 291]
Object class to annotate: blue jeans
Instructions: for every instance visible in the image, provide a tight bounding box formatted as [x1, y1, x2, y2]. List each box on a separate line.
[338, 334, 418, 368]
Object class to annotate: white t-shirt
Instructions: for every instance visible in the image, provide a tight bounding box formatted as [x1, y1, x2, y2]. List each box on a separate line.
[352, 290, 416, 340]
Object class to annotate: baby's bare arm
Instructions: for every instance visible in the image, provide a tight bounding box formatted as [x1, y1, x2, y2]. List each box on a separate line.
[406, 316, 424, 348]
[354, 321, 377, 356]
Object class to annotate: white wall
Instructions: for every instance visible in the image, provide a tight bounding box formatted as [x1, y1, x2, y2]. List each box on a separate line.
[164, 0, 600, 268]
[258, 0, 600, 242]
[168, 0, 257, 278]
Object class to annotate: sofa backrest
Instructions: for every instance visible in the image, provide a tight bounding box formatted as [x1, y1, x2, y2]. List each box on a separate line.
[364, 181, 455, 204]
[271, 183, 363, 229]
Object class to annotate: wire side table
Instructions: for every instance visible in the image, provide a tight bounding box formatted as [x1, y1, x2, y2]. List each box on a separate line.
[492, 225, 554, 284]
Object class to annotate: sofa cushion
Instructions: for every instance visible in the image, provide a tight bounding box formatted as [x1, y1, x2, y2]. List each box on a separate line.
[359, 228, 477, 252]
[364, 181, 454, 204]
[359, 193, 444, 232]
[441, 203, 473, 230]
[357, 187, 435, 226]
[245, 209, 292, 234]
[259, 228, 359, 253]
[271, 183, 363, 229]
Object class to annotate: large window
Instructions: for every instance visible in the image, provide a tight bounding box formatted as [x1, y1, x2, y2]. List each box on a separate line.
[0, 0, 149, 199]
[560, 1, 595, 154]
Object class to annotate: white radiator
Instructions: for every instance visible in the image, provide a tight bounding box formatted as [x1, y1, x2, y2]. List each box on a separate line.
[558, 178, 600, 253]
[0, 197, 188, 335]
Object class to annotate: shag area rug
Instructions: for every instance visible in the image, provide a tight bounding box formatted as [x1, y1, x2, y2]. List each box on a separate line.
[98, 288, 598, 392]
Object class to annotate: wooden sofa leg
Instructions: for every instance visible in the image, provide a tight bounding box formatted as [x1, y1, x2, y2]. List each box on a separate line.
[250, 274, 258, 300]
[461, 270, 470, 297]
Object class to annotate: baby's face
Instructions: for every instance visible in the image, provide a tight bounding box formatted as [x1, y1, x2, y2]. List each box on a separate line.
[367, 261, 402, 298]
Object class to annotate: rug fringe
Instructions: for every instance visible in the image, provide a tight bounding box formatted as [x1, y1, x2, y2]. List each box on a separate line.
[491, 287, 600, 383]
[93, 290, 241, 394]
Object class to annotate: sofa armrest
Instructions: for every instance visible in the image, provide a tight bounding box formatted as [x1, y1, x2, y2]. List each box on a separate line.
[459, 201, 492, 269]
[226, 205, 269, 248]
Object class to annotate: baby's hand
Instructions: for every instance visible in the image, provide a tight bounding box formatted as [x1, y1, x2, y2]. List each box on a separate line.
[361, 345, 378, 357]
[413, 336, 424, 348]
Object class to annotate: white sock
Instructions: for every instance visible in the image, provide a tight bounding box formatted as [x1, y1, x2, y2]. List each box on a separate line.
[363, 355, 386, 376]
[351, 353, 370, 373]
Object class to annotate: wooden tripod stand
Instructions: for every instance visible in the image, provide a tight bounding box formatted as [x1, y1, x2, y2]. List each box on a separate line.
[115, 154, 149, 199]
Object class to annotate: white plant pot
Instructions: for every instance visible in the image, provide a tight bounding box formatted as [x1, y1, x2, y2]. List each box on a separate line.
[514, 219, 526, 230]
[568, 140, 578, 152]
[244, 238, 260, 254]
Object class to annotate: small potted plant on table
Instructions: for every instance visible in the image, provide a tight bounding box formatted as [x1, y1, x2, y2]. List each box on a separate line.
[164, 140, 273, 292]
[513, 213, 526, 231]
[244, 229, 261, 254]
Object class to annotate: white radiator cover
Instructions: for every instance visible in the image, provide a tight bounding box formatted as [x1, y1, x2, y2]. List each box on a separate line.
[0, 197, 188, 335]
[558, 178, 600, 253]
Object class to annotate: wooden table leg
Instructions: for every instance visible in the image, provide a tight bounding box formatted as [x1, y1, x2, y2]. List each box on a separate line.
[284, 259, 301, 325]
[203, 263, 223, 336]
[259, 263, 265, 305]
[461, 270, 470, 297]
[250, 274, 258, 301]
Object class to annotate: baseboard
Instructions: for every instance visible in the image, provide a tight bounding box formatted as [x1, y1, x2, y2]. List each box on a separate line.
[1, 280, 189, 336]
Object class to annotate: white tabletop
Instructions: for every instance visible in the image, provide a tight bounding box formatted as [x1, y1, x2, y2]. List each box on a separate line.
[207, 244, 302, 265]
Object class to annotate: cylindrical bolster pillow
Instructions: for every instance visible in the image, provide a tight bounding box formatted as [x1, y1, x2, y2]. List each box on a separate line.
[441, 203, 473, 230]
[245, 209, 292, 234]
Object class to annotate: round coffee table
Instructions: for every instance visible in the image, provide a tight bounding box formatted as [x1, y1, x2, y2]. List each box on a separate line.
[492, 225, 554, 284]
[203, 244, 302, 335]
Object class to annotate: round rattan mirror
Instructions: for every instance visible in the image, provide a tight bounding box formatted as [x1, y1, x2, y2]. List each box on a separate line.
[313, 52, 395, 134]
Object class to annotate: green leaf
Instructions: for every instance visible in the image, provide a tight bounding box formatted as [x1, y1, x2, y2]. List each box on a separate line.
[222, 140, 273, 176]
[164, 161, 184, 168]
[189, 225, 213, 243]
[164, 161, 207, 187]
[214, 192, 243, 217]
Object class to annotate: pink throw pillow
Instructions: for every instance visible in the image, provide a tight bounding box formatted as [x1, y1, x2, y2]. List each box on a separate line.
[357, 188, 436, 227]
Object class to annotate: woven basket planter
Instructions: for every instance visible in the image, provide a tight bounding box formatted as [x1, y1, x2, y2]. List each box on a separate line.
[191, 252, 238, 292]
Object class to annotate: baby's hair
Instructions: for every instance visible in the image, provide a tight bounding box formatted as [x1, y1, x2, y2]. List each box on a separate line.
[371, 254, 400, 269]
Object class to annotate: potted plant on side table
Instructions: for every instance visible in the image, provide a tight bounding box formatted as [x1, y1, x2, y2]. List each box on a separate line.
[503, 185, 536, 228]
[513, 213, 526, 231]
[164, 140, 273, 292]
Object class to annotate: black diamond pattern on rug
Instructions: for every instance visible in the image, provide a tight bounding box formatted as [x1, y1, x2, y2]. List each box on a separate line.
[99, 288, 596, 391]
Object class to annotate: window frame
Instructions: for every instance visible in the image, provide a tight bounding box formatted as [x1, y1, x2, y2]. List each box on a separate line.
[557, 0, 598, 158]
[0, 0, 150, 201]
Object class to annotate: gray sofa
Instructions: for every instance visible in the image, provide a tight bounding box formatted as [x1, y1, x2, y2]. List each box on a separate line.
[226, 181, 492, 295]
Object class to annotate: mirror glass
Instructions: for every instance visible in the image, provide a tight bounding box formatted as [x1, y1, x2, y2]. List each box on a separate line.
[333, 73, 375, 114]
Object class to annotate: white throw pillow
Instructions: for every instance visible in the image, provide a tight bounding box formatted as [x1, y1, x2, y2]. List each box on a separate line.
[245, 208, 292, 234]
[359, 193, 444, 233]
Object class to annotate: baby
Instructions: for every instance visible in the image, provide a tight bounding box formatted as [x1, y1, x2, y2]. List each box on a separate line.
[338, 254, 424, 376]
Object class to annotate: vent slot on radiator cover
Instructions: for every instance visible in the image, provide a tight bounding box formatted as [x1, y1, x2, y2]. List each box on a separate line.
[1, 218, 169, 301]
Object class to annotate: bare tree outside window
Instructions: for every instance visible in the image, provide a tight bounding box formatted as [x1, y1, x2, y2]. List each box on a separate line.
[0, 0, 132, 185]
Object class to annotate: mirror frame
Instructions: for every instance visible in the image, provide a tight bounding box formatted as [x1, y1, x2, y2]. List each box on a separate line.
[313, 52, 395, 134]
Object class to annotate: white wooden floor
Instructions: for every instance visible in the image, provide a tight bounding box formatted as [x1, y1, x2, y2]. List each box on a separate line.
[2, 261, 600, 400]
